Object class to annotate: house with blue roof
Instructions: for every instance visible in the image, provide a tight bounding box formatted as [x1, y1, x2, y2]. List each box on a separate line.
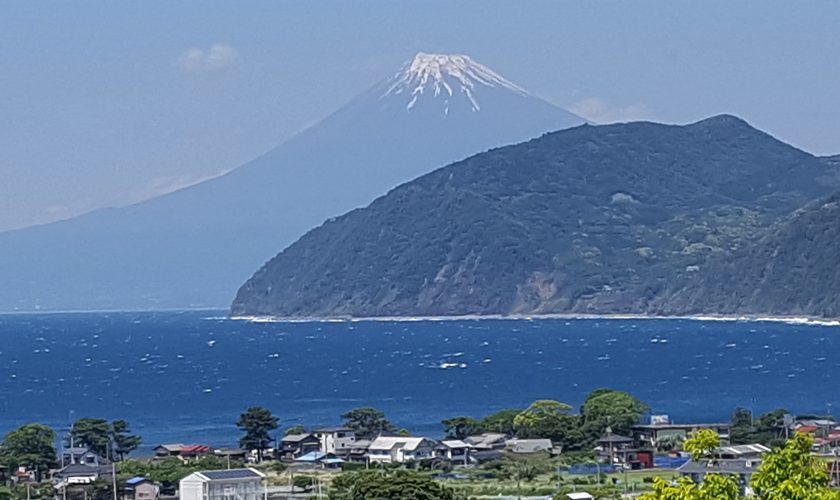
[123, 476, 159, 500]
[293, 451, 345, 469]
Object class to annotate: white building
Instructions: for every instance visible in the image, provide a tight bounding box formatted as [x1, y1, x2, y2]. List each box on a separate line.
[435, 440, 471, 464]
[179, 468, 265, 500]
[313, 427, 356, 454]
[367, 437, 436, 464]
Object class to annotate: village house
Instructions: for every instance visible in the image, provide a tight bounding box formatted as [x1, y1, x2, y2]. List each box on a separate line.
[313, 427, 356, 454]
[343, 438, 373, 462]
[632, 416, 730, 448]
[293, 451, 345, 469]
[435, 440, 471, 465]
[61, 447, 108, 467]
[153, 444, 184, 458]
[716, 443, 770, 460]
[596, 434, 654, 469]
[179, 444, 211, 459]
[795, 418, 836, 438]
[153, 443, 210, 460]
[279, 433, 321, 461]
[212, 448, 248, 462]
[123, 476, 159, 500]
[505, 438, 554, 455]
[464, 433, 508, 450]
[469, 449, 504, 464]
[179, 468, 265, 500]
[367, 436, 436, 464]
[53, 463, 114, 490]
[678, 458, 761, 497]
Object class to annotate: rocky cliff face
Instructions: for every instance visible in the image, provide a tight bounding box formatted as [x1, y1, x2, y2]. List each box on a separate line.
[231, 115, 840, 318]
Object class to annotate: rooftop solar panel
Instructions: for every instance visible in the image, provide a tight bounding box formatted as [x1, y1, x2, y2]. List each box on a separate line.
[201, 469, 262, 480]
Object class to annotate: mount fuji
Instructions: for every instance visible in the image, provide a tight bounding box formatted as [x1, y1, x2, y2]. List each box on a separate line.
[0, 53, 584, 311]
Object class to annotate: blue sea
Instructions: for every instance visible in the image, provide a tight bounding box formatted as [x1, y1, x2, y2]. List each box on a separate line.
[1, 310, 838, 452]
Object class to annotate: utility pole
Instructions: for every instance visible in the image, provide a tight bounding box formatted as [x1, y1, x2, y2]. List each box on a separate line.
[110, 441, 118, 500]
[112, 460, 118, 500]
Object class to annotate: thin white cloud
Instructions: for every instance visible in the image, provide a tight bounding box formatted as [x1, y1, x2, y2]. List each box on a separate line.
[177, 44, 239, 73]
[128, 169, 233, 202]
[570, 97, 654, 124]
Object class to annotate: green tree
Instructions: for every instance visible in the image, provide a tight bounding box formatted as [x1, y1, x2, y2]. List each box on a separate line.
[639, 474, 739, 500]
[683, 429, 720, 460]
[70, 418, 112, 458]
[513, 400, 580, 448]
[236, 407, 278, 461]
[751, 433, 840, 500]
[480, 409, 521, 435]
[284, 425, 306, 436]
[111, 419, 141, 460]
[441, 416, 481, 439]
[340, 407, 394, 437]
[0, 423, 57, 481]
[328, 470, 463, 500]
[579, 389, 649, 443]
[729, 407, 753, 444]
[654, 434, 685, 452]
[753, 409, 789, 447]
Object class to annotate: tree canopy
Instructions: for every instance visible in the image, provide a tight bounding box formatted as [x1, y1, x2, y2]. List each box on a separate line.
[0, 423, 56, 481]
[70, 418, 112, 458]
[479, 409, 521, 435]
[284, 425, 306, 436]
[111, 419, 142, 460]
[639, 474, 739, 500]
[328, 470, 463, 500]
[236, 406, 278, 461]
[579, 389, 648, 442]
[729, 407, 790, 446]
[751, 433, 840, 500]
[441, 417, 482, 440]
[69, 417, 141, 460]
[683, 428, 721, 460]
[341, 407, 394, 437]
[513, 400, 580, 448]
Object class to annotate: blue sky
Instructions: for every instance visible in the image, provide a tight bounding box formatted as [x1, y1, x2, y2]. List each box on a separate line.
[2, 0, 839, 230]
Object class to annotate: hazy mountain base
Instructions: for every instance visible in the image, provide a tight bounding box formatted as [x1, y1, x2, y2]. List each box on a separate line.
[231, 116, 840, 319]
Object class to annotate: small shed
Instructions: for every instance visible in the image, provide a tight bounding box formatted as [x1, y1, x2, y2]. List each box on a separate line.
[124, 476, 159, 500]
[566, 493, 594, 500]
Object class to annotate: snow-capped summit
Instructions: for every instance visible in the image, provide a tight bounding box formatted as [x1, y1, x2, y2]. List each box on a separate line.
[382, 52, 530, 114]
[0, 51, 585, 311]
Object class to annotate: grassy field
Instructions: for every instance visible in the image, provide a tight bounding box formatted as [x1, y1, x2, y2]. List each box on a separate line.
[252, 455, 682, 498]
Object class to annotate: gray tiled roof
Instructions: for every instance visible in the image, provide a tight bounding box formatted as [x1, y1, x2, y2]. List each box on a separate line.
[679, 459, 762, 475]
[282, 433, 314, 443]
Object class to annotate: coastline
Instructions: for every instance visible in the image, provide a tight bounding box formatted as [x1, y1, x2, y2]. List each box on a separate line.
[229, 312, 840, 327]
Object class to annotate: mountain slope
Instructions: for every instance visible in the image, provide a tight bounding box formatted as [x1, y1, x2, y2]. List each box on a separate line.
[231, 115, 838, 318]
[657, 193, 840, 318]
[0, 53, 584, 311]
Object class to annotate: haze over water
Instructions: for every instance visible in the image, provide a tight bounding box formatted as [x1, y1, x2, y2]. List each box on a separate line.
[1, 311, 838, 451]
